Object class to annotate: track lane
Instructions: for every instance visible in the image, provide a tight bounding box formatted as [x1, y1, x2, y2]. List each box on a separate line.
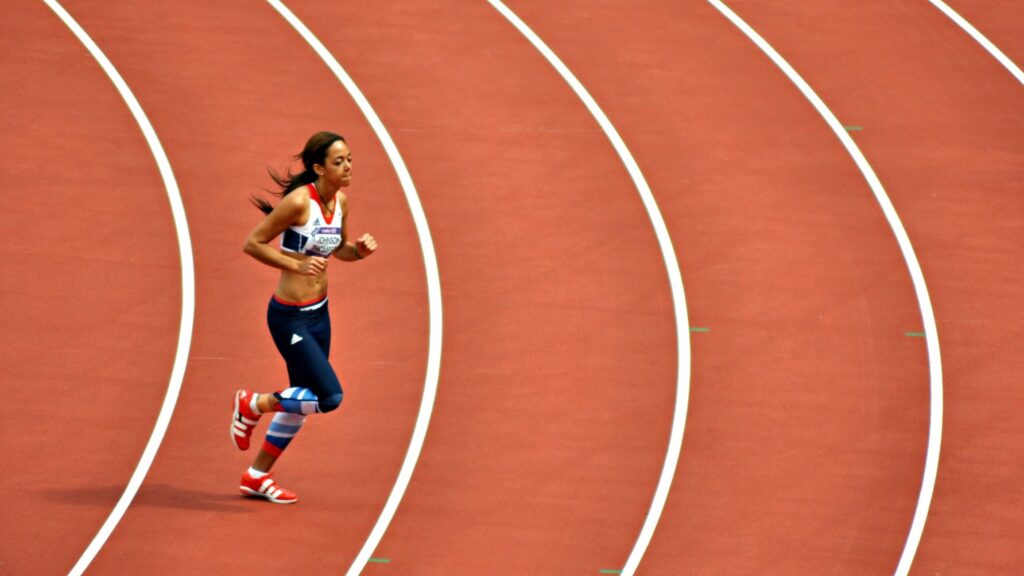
[501, 1, 931, 573]
[720, 1, 1024, 572]
[484, 3, 692, 571]
[55, 1, 431, 573]
[262, 3, 444, 573]
[283, 1, 679, 572]
[0, 3, 179, 574]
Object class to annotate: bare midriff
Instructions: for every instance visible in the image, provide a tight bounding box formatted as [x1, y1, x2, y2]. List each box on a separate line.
[274, 251, 329, 304]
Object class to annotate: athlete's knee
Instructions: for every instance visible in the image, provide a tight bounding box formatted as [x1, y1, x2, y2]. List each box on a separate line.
[318, 391, 344, 413]
[275, 388, 319, 415]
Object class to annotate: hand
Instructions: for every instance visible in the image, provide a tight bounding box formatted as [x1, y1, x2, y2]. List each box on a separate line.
[296, 256, 328, 276]
[355, 233, 378, 259]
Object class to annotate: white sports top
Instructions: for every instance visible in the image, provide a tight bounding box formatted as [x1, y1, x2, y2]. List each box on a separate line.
[280, 183, 343, 257]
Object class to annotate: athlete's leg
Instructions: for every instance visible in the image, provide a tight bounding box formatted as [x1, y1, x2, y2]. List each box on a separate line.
[249, 412, 306, 472]
[248, 334, 341, 471]
[269, 303, 343, 414]
[245, 297, 342, 471]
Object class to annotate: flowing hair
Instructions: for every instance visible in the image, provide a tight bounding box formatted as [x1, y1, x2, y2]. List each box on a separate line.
[251, 131, 346, 215]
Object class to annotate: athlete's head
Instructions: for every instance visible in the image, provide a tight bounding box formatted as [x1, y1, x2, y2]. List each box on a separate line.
[309, 134, 352, 189]
[300, 131, 346, 179]
[253, 131, 348, 214]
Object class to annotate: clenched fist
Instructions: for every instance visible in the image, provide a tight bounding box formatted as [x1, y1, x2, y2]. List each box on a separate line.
[354, 233, 378, 259]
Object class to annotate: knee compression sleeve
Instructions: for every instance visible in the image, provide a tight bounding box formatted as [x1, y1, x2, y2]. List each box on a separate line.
[274, 387, 320, 415]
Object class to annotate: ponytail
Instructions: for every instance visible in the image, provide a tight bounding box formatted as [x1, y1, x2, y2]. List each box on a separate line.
[251, 131, 346, 215]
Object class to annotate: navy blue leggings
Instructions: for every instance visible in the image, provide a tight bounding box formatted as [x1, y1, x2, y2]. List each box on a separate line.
[266, 296, 343, 413]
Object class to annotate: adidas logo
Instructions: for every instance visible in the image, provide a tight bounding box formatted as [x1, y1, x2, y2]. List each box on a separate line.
[290, 334, 303, 345]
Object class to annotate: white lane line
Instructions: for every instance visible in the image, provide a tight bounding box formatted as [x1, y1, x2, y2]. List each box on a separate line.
[43, 2, 196, 575]
[707, 3, 943, 576]
[264, 3, 443, 575]
[485, 3, 692, 575]
[928, 0, 1024, 86]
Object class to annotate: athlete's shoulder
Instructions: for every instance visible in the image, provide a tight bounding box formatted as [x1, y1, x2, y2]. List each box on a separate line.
[281, 186, 312, 209]
[271, 186, 311, 228]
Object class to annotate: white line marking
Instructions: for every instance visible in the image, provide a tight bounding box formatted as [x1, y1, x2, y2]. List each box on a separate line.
[43, 2, 196, 575]
[484, 3, 692, 575]
[928, 0, 1024, 86]
[706, 3, 943, 576]
[264, 3, 443, 575]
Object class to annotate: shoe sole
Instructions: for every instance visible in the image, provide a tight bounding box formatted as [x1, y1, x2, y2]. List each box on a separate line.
[240, 486, 297, 504]
[231, 391, 249, 451]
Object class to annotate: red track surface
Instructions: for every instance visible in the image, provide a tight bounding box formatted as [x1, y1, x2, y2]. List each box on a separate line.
[505, 1, 928, 573]
[2, 1, 1021, 575]
[1, 4, 179, 575]
[293, 3, 678, 573]
[942, 0, 1024, 69]
[36, 1, 430, 573]
[718, 1, 1024, 572]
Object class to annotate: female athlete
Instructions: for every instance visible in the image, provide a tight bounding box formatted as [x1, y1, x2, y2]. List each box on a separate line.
[230, 131, 377, 504]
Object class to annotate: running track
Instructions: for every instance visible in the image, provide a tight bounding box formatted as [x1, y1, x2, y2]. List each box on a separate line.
[2, 1, 1021, 575]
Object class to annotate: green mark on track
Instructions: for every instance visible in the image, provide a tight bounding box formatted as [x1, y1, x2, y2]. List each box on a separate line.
[689, 327, 710, 333]
[905, 331, 926, 337]
[599, 571, 623, 575]
[844, 125, 863, 131]
[368, 558, 390, 564]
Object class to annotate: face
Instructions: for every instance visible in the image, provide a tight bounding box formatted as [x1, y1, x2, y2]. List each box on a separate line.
[316, 140, 353, 188]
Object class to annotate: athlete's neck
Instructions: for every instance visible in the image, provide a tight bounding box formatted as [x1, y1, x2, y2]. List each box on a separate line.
[313, 178, 339, 202]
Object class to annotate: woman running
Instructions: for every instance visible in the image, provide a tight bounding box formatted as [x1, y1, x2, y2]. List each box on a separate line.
[231, 131, 377, 504]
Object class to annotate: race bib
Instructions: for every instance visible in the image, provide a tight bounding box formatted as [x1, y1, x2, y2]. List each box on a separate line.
[306, 226, 342, 256]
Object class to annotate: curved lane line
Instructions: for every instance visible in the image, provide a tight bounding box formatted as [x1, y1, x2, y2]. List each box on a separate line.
[42, 2, 196, 575]
[707, 3, 943, 576]
[484, 2, 693, 575]
[928, 0, 1024, 86]
[264, 2, 444, 575]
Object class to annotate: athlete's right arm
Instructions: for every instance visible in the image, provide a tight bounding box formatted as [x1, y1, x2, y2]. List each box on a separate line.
[243, 192, 324, 276]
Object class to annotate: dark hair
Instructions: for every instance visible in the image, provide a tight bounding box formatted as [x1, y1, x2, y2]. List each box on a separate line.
[251, 131, 346, 214]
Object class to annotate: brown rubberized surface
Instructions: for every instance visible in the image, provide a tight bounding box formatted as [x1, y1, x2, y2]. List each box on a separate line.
[505, 1, 931, 573]
[0, 3, 179, 574]
[721, 1, 1024, 573]
[942, 0, 1024, 71]
[56, 1, 679, 573]
[3, 1, 1021, 575]
[42, 1, 430, 574]
[286, 2, 678, 573]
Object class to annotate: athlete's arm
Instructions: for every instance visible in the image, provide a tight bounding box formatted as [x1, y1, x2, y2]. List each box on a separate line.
[244, 191, 325, 276]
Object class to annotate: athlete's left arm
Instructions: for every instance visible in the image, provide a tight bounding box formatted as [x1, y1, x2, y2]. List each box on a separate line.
[333, 194, 378, 262]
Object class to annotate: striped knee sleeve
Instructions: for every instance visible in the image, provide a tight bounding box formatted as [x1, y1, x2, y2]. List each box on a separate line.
[262, 412, 306, 457]
[275, 387, 320, 415]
